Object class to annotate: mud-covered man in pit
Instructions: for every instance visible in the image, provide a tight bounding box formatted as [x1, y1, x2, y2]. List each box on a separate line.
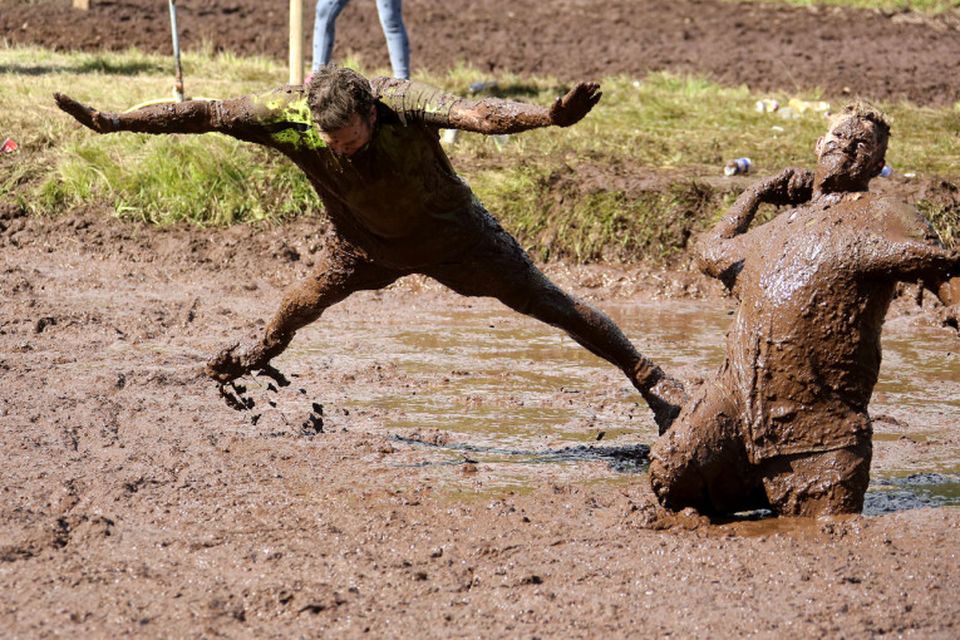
[649, 103, 960, 517]
[54, 65, 684, 424]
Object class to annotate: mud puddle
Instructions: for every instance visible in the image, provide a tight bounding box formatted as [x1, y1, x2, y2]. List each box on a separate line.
[298, 299, 960, 512]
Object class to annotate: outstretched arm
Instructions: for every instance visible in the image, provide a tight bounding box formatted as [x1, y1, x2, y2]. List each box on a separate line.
[373, 78, 601, 134]
[696, 167, 813, 287]
[55, 92, 265, 140]
[860, 201, 960, 329]
[863, 201, 960, 289]
[871, 241, 960, 300]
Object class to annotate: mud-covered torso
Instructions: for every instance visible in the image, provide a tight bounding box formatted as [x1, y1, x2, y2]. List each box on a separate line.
[726, 193, 932, 460]
[242, 83, 476, 266]
[314, 111, 472, 237]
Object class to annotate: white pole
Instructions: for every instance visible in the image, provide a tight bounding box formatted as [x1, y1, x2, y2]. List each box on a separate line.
[169, 0, 185, 101]
[289, 0, 304, 85]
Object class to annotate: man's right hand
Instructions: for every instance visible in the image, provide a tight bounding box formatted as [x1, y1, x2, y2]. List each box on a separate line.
[54, 93, 113, 133]
[757, 167, 814, 207]
[548, 82, 602, 127]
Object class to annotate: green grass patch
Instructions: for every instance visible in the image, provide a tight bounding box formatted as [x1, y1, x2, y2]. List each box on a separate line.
[470, 164, 728, 263]
[38, 135, 322, 225]
[1, 45, 958, 261]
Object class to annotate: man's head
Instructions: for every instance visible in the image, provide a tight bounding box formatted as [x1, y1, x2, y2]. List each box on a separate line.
[814, 102, 890, 193]
[307, 65, 378, 156]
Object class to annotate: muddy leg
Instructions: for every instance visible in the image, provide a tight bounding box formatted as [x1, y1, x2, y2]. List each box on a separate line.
[518, 280, 687, 431]
[649, 382, 765, 515]
[760, 438, 871, 517]
[207, 241, 404, 382]
[426, 212, 686, 430]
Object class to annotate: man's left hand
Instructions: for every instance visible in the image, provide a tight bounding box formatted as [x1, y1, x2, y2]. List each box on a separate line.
[549, 82, 602, 127]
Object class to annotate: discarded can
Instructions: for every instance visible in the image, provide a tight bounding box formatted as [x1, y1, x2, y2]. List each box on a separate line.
[468, 80, 498, 95]
[755, 98, 780, 113]
[879, 165, 893, 178]
[724, 157, 752, 176]
[441, 128, 459, 145]
[0, 137, 18, 154]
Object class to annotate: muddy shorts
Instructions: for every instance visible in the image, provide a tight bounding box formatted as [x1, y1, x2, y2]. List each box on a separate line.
[649, 378, 872, 516]
[422, 206, 553, 313]
[758, 439, 871, 516]
[320, 203, 556, 314]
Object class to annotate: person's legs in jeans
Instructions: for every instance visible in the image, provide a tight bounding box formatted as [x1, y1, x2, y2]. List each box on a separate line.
[375, 0, 410, 79]
[312, 0, 351, 72]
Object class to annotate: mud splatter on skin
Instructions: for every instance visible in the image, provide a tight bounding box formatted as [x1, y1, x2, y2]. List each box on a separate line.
[651, 109, 960, 517]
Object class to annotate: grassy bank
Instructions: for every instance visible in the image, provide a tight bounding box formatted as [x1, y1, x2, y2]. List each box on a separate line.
[2, 45, 958, 262]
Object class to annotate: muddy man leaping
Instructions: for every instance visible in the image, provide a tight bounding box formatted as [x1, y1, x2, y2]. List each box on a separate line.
[650, 103, 960, 517]
[55, 65, 685, 427]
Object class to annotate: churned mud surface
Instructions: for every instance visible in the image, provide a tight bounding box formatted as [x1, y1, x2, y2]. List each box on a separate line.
[1, 209, 958, 636]
[3, 0, 960, 105]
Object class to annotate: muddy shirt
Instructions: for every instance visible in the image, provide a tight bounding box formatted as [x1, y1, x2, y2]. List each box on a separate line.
[218, 79, 479, 268]
[721, 193, 943, 461]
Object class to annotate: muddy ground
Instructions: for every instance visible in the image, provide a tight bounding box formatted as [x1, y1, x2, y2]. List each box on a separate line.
[3, 0, 960, 105]
[1, 206, 958, 637]
[3, 0, 960, 635]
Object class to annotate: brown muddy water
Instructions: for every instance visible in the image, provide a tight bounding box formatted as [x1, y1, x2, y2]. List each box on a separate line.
[291, 299, 960, 516]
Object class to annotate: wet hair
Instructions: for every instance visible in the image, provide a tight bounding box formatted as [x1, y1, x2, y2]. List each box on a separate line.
[832, 101, 891, 154]
[306, 65, 375, 131]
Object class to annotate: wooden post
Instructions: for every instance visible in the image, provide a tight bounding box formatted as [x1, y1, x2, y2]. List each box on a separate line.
[288, 0, 304, 85]
[73, 0, 91, 10]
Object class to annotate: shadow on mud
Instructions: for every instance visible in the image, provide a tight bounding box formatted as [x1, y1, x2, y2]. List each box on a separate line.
[391, 435, 650, 473]
[0, 60, 160, 76]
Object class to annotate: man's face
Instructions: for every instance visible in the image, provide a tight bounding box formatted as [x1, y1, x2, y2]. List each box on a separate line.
[814, 116, 885, 191]
[319, 106, 376, 157]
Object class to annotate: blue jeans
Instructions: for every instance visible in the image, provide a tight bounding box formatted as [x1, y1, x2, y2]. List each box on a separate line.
[312, 0, 410, 79]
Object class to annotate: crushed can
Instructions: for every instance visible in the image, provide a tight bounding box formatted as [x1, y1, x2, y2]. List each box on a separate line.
[755, 98, 780, 113]
[1, 137, 18, 154]
[724, 157, 752, 176]
[468, 80, 498, 95]
[441, 129, 459, 145]
[879, 165, 893, 178]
